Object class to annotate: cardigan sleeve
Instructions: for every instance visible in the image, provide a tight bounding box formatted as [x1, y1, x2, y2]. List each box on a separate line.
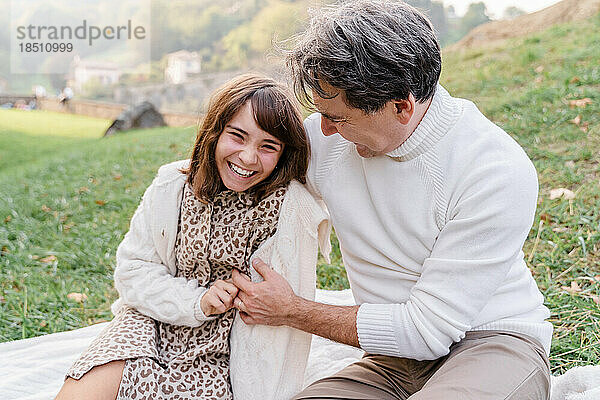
[113, 177, 216, 327]
[356, 156, 539, 360]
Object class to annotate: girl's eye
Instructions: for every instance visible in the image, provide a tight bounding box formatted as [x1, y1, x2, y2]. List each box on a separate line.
[262, 145, 279, 152]
[229, 131, 244, 140]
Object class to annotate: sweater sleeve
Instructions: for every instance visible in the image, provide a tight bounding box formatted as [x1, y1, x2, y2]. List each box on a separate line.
[113, 178, 216, 327]
[357, 156, 539, 360]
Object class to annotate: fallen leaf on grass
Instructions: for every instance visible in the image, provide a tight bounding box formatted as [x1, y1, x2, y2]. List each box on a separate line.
[67, 292, 88, 303]
[113, 174, 122, 181]
[579, 122, 589, 133]
[78, 186, 90, 194]
[552, 227, 569, 233]
[562, 281, 582, 294]
[40, 255, 57, 263]
[41, 205, 52, 212]
[570, 115, 582, 126]
[4, 215, 11, 223]
[63, 222, 75, 232]
[95, 200, 106, 206]
[535, 65, 544, 73]
[569, 76, 581, 84]
[564, 160, 576, 168]
[540, 213, 553, 223]
[40, 320, 47, 327]
[1, 246, 9, 254]
[550, 188, 575, 200]
[568, 98, 592, 108]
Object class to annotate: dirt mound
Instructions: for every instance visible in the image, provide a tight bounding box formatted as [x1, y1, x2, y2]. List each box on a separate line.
[446, 0, 600, 51]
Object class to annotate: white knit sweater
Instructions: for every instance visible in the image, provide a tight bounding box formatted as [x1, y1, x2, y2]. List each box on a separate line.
[304, 84, 553, 360]
[111, 159, 332, 399]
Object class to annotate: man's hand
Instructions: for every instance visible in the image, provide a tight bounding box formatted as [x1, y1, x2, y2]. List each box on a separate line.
[200, 278, 239, 316]
[231, 258, 299, 326]
[233, 258, 360, 348]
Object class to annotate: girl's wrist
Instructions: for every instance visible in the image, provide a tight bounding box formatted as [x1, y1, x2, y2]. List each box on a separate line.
[195, 290, 216, 321]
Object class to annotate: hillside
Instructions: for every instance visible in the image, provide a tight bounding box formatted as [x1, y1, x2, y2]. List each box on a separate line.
[1, 9, 599, 372]
[448, 0, 600, 50]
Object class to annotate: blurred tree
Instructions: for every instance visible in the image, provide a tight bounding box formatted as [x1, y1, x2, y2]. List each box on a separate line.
[220, 0, 305, 70]
[149, 0, 251, 61]
[150, 0, 181, 60]
[460, 2, 491, 35]
[429, 2, 448, 40]
[221, 25, 254, 70]
[503, 6, 526, 20]
[446, 5, 457, 19]
[405, 0, 448, 39]
[0, 7, 8, 58]
[405, 0, 432, 9]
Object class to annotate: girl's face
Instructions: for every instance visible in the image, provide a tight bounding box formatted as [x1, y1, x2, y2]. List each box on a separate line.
[215, 102, 285, 192]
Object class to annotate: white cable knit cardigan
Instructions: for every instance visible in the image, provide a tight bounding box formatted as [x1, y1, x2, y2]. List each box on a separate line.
[111, 159, 332, 400]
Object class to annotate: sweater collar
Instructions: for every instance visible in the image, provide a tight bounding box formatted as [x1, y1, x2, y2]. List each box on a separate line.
[385, 84, 462, 162]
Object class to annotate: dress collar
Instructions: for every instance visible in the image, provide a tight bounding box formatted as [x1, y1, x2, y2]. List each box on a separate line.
[214, 189, 255, 206]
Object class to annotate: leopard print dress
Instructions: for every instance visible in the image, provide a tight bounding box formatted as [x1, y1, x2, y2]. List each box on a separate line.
[67, 182, 287, 399]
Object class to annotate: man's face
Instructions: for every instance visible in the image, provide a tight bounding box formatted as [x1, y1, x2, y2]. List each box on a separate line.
[311, 85, 410, 158]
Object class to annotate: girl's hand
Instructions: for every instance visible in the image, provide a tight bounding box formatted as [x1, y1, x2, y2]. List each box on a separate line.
[200, 278, 239, 316]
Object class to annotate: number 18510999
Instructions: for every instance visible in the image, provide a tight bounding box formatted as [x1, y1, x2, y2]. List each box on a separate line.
[18, 42, 73, 52]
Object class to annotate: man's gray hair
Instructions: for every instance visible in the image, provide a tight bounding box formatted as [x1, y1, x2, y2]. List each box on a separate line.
[287, 0, 441, 113]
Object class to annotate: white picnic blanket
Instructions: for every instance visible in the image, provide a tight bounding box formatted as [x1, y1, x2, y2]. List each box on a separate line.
[0, 289, 598, 399]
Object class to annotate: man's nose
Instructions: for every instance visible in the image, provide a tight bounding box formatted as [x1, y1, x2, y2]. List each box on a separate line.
[321, 117, 338, 136]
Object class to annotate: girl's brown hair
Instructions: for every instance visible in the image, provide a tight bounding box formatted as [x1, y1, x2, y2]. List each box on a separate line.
[181, 73, 309, 203]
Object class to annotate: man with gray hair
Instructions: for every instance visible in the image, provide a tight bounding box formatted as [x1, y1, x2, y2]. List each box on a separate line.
[232, 1, 553, 398]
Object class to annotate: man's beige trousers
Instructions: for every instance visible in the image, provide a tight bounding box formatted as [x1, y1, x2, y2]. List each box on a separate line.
[294, 330, 550, 400]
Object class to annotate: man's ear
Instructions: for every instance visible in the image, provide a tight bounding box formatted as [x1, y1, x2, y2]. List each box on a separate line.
[393, 94, 416, 124]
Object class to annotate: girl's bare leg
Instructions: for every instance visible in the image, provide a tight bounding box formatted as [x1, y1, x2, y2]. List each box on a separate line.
[55, 360, 126, 400]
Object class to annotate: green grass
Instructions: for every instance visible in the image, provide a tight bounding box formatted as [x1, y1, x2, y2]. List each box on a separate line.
[1, 13, 599, 374]
[0, 109, 111, 138]
[0, 115, 196, 340]
[0, 110, 112, 171]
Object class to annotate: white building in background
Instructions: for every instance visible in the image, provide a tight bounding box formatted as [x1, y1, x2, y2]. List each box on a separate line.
[164, 50, 202, 84]
[69, 56, 123, 92]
